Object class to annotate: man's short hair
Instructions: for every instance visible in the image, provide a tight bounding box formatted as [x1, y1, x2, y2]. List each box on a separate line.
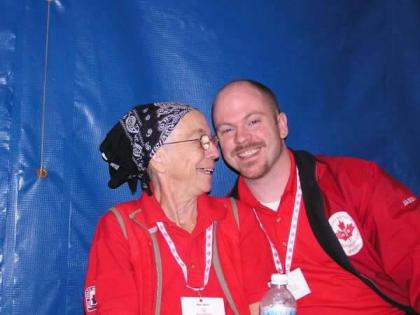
[213, 79, 280, 117]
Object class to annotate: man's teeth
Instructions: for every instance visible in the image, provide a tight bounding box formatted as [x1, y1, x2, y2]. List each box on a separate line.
[238, 148, 259, 158]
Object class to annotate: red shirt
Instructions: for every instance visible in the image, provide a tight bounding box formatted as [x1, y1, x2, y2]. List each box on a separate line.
[237, 151, 403, 315]
[84, 193, 271, 314]
[141, 194, 232, 314]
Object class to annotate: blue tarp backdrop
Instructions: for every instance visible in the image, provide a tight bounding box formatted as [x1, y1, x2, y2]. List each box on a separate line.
[1, 1, 419, 314]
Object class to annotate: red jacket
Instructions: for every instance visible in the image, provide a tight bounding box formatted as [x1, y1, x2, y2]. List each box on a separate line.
[84, 194, 271, 314]
[231, 150, 420, 314]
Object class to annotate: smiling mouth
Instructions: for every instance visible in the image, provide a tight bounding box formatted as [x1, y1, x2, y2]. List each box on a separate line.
[237, 147, 261, 158]
[197, 167, 215, 175]
[233, 142, 265, 160]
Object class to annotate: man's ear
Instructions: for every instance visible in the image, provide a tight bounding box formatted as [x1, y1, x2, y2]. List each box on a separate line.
[277, 112, 288, 139]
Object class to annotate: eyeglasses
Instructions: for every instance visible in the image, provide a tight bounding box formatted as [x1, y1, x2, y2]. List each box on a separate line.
[163, 134, 219, 151]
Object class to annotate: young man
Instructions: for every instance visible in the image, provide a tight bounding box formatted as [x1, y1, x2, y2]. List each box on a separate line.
[212, 80, 420, 315]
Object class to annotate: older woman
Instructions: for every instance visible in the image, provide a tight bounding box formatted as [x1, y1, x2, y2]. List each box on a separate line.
[84, 102, 272, 315]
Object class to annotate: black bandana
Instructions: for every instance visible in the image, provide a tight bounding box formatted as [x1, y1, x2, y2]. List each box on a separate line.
[100, 102, 193, 194]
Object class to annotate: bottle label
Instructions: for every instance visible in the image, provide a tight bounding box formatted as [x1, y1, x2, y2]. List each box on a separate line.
[261, 306, 296, 315]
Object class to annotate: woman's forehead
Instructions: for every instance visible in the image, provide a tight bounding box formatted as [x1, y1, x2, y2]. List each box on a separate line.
[173, 110, 210, 137]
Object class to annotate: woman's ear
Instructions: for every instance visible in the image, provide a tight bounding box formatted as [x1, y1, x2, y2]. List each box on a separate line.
[149, 150, 166, 173]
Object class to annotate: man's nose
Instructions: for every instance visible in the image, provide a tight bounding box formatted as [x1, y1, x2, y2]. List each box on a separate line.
[234, 126, 250, 144]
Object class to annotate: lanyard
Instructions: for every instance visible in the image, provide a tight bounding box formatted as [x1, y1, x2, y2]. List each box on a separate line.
[253, 169, 302, 274]
[156, 221, 214, 292]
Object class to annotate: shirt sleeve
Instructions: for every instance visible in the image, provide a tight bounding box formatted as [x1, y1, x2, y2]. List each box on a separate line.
[84, 211, 139, 315]
[361, 162, 420, 312]
[237, 200, 275, 303]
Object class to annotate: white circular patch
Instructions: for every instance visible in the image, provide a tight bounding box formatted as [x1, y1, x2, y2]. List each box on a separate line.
[328, 211, 363, 256]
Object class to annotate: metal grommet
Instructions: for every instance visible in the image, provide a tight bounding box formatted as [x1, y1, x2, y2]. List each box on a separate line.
[37, 167, 48, 178]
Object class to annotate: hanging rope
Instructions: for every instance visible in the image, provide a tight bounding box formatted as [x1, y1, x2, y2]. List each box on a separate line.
[37, 0, 54, 178]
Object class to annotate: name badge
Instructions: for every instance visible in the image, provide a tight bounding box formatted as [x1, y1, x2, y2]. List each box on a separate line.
[287, 268, 311, 300]
[181, 297, 226, 315]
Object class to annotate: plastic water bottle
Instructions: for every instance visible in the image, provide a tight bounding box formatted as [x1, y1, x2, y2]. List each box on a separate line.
[260, 273, 296, 315]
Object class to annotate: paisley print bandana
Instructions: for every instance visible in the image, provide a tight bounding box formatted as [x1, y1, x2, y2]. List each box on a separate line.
[100, 102, 193, 194]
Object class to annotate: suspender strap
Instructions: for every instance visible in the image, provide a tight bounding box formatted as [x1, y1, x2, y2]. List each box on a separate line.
[148, 229, 163, 315]
[112, 207, 246, 315]
[110, 207, 128, 239]
[229, 197, 240, 229]
[124, 209, 163, 315]
[212, 221, 240, 315]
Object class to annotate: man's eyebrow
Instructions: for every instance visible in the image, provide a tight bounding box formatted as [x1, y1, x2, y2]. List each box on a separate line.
[215, 122, 234, 128]
[244, 111, 265, 118]
[215, 111, 265, 128]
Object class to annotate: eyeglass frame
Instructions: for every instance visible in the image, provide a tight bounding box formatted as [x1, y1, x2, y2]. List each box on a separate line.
[163, 134, 219, 151]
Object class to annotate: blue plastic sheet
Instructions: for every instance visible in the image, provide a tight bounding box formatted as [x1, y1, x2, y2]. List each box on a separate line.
[1, 1, 419, 314]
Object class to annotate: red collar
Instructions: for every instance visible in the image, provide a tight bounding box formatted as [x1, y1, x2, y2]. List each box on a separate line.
[132, 193, 227, 231]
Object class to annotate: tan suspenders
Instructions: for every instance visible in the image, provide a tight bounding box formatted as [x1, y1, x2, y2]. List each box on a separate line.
[109, 197, 240, 315]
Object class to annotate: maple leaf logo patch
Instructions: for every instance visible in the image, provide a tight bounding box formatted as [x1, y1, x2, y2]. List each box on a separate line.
[336, 221, 355, 241]
[328, 211, 363, 256]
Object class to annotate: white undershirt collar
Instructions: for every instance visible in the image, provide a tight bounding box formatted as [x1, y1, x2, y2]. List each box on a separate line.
[260, 199, 281, 211]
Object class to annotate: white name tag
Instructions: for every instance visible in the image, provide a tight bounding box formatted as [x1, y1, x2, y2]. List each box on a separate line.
[181, 297, 226, 315]
[287, 268, 311, 300]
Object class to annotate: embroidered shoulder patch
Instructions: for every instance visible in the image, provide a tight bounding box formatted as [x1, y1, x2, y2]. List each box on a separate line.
[402, 196, 416, 207]
[328, 211, 363, 256]
[85, 285, 97, 312]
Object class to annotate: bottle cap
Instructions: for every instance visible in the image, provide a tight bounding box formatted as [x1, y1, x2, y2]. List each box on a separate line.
[271, 273, 288, 285]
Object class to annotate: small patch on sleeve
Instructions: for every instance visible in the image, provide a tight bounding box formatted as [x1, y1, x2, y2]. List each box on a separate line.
[85, 285, 97, 312]
[402, 196, 416, 207]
